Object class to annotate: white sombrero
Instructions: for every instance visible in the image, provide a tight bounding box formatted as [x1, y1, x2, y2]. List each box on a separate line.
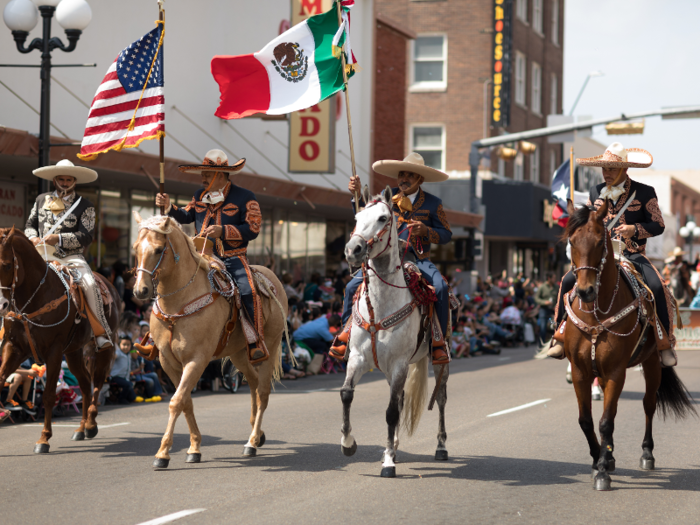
[577, 142, 653, 169]
[372, 152, 449, 183]
[33, 159, 98, 184]
[178, 149, 246, 175]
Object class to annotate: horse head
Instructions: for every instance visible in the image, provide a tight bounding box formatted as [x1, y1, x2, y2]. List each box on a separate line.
[566, 199, 610, 303]
[0, 226, 32, 315]
[345, 186, 396, 266]
[132, 212, 176, 300]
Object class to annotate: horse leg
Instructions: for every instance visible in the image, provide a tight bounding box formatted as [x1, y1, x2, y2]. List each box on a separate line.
[85, 344, 113, 439]
[593, 375, 625, 491]
[433, 363, 450, 461]
[154, 358, 206, 468]
[340, 352, 369, 457]
[235, 359, 261, 457]
[64, 348, 92, 441]
[381, 365, 409, 478]
[571, 363, 599, 473]
[640, 352, 662, 470]
[394, 391, 404, 454]
[181, 394, 202, 463]
[35, 353, 63, 454]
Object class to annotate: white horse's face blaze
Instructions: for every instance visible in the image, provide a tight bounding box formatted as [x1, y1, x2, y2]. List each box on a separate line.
[345, 190, 394, 265]
[133, 229, 167, 300]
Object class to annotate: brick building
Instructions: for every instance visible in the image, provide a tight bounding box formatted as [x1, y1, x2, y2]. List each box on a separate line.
[374, 0, 566, 280]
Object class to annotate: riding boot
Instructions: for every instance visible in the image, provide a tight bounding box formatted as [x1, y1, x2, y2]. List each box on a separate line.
[546, 320, 567, 359]
[661, 349, 677, 367]
[330, 319, 352, 360]
[239, 291, 268, 364]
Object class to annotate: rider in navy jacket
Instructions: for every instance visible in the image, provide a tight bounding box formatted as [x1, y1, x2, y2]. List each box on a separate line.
[330, 153, 453, 365]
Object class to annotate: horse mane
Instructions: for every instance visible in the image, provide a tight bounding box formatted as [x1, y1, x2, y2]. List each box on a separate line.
[139, 216, 211, 271]
[565, 205, 594, 238]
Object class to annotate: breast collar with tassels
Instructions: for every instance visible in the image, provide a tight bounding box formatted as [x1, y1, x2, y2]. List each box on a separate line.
[1, 248, 74, 364]
[350, 199, 420, 371]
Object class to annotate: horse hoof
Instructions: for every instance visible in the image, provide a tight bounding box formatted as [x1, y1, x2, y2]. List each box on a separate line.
[72, 431, 85, 441]
[85, 427, 98, 439]
[185, 453, 201, 464]
[640, 457, 655, 470]
[34, 443, 50, 454]
[380, 466, 396, 478]
[608, 458, 615, 472]
[258, 432, 266, 447]
[435, 449, 448, 461]
[341, 442, 357, 457]
[153, 457, 170, 469]
[593, 476, 612, 491]
[243, 446, 257, 457]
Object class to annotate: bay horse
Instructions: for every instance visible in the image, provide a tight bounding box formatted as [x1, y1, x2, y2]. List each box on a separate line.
[0, 227, 120, 452]
[132, 214, 288, 468]
[339, 187, 449, 478]
[564, 200, 696, 491]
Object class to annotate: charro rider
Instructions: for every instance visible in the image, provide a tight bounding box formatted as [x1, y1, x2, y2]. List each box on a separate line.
[155, 149, 267, 364]
[25, 159, 113, 349]
[546, 142, 677, 367]
[330, 152, 453, 365]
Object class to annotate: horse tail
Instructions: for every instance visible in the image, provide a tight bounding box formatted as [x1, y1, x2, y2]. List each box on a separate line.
[401, 354, 429, 437]
[656, 367, 697, 420]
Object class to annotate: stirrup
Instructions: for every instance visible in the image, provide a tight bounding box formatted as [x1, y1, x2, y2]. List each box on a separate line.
[329, 330, 350, 360]
[248, 342, 269, 365]
[431, 344, 450, 365]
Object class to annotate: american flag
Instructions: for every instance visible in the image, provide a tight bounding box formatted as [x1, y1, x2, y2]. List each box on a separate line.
[78, 24, 164, 161]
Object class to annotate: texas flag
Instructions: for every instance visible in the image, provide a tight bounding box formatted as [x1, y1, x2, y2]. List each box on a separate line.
[550, 159, 588, 227]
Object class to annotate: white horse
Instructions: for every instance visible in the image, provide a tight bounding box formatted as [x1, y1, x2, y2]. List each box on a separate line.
[339, 186, 449, 478]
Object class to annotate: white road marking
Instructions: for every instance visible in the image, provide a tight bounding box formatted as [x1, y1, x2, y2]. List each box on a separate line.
[499, 357, 511, 361]
[136, 509, 206, 525]
[23, 422, 130, 428]
[487, 398, 551, 418]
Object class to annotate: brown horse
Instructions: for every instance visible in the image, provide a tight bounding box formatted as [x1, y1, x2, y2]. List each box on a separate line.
[0, 227, 120, 452]
[132, 214, 288, 468]
[564, 200, 696, 491]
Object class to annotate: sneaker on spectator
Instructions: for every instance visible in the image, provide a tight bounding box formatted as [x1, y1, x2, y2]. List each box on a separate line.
[7, 400, 22, 411]
[135, 396, 144, 403]
[20, 400, 36, 416]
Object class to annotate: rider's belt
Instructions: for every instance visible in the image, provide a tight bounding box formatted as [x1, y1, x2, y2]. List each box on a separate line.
[220, 247, 247, 258]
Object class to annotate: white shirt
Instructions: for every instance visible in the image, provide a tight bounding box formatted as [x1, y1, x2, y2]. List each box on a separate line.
[407, 190, 418, 204]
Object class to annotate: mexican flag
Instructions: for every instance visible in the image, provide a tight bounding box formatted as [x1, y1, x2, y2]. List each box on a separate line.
[211, 1, 356, 119]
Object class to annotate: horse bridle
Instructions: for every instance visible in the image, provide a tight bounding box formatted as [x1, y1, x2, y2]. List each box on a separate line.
[350, 199, 394, 263]
[570, 227, 610, 296]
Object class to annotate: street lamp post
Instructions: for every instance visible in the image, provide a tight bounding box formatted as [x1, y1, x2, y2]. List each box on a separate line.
[3, 0, 91, 193]
[679, 220, 700, 262]
[569, 70, 604, 116]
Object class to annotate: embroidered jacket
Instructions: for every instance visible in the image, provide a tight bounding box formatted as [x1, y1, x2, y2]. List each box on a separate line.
[355, 187, 452, 260]
[587, 176, 664, 256]
[168, 182, 261, 259]
[25, 192, 95, 258]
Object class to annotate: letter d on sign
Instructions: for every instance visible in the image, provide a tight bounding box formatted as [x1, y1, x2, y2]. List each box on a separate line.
[300, 116, 320, 137]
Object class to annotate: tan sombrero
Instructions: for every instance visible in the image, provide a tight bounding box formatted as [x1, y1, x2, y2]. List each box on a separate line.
[33, 159, 97, 184]
[372, 152, 449, 183]
[669, 247, 687, 257]
[577, 142, 653, 169]
[178, 149, 246, 175]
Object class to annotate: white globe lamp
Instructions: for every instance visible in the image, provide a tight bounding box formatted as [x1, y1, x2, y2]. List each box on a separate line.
[679, 226, 689, 238]
[56, 0, 91, 30]
[31, 0, 62, 7]
[3, 0, 38, 32]
[686, 221, 697, 232]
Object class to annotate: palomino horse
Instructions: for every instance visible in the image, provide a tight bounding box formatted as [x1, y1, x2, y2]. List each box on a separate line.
[132, 214, 288, 468]
[339, 187, 449, 478]
[564, 200, 695, 491]
[0, 227, 120, 452]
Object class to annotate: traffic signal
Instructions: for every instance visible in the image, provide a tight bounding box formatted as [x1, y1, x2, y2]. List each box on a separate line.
[471, 237, 482, 258]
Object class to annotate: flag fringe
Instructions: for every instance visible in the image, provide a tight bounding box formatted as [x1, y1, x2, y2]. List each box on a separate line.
[77, 130, 165, 161]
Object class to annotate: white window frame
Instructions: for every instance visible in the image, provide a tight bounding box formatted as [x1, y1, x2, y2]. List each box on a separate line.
[532, 0, 543, 35]
[530, 148, 540, 182]
[410, 123, 446, 172]
[531, 62, 542, 115]
[516, 0, 528, 23]
[410, 34, 448, 93]
[551, 0, 560, 46]
[549, 149, 557, 181]
[515, 51, 527, 107]
[514, 152, 524, 181]
[550, 73, 558, 115]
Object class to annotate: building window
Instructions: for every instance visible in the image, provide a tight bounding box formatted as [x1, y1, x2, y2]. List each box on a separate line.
[412, 125, 445, 171]
[514, 152, 524, 181]
[551, 0, 559, 45]
[550, 73, 558, 114]
[516, 0, 528, 23]
[411, 35, 447, 91]
[531, 62, 542, 115]
[530, 149, 540, 182]
[515, 52, 527, 106]
[533, 0, 543, 34]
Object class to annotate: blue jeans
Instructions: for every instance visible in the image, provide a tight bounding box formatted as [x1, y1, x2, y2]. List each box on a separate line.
[133, 372, 162, 396]
[538, 308, 554, 336]
[111, 376, 135, 403]
[223, 256, 256, 329]
[342, 259, 449, 337]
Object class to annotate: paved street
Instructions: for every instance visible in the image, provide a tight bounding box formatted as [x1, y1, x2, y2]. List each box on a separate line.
[2, 347, 700, 525]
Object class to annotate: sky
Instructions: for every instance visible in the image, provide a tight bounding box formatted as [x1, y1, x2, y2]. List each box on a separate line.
[563, 0, 700, 170]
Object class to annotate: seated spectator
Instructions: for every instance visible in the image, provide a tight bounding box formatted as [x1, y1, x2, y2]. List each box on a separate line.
[110, 336, 136, 404]
[282, 273, 304, 302]
[318, 278, 336, 303]
[500, 299, 523, 325]
[293, 313, 341, 356]
[451, 323, 470, 358]
[334, 269, 352, 297]
[4, 362, 43, 414]
[129, 349, 161, 401]
[303, 273, 323, 302]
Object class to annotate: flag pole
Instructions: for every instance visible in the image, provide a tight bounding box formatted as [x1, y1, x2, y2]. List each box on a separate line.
[569, 146, 574, 203]
[158, 1, 165, 215]
[336, 1, 360, 213]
